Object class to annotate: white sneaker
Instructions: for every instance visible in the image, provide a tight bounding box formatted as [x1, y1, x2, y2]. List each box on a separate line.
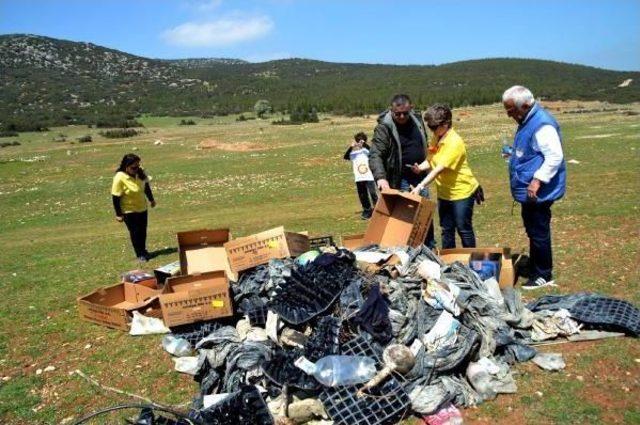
[522, 277, 557, 290]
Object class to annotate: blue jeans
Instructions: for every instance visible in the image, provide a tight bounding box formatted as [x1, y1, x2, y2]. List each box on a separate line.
[521, 201, 554, 281]
[399, 177, 436, 249]
[438, 196, 476, 249]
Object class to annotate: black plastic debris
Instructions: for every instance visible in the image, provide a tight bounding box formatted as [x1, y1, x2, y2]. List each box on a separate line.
[269, 250, 358, 325]
[263, 316, 342, 390]
[232, 265, 271, 302]
[353, 284, 394, 344]
[134, 407, 190, 425]
[238, 295, 269, 326]
[170, 321, 222, 346]
[189, 385, 273, 425]
[527, 293, 640, 336]
[320, 335, 410, 425]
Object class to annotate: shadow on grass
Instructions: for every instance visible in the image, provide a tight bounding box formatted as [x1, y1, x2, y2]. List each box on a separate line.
[148, 247, 178, 259]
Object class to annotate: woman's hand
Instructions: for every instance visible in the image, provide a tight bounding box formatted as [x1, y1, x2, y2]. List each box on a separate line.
[411, 163, 423, 175]
[410, 184, 423, 195]
[115, 216, 124, 223]
[150, 200, 157, 208]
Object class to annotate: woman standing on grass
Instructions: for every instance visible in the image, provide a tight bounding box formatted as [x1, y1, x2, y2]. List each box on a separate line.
[411, 104, 482, 249]
[111, 153, 156, 262]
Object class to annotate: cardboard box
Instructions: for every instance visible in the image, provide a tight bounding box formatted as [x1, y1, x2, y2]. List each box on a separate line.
[77, 280, 164, 331]
[438, 247, 514, 288]
[341, 233, 366, 250]
[154, 261, 181, 285]
[224, 226, 310, 273]
[159, 271, 233, 327]
[363, 190, 435, 248]
[177, 228, 235, 279]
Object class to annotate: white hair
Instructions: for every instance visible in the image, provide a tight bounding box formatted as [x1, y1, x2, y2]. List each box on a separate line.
[502, 85, 535, 109]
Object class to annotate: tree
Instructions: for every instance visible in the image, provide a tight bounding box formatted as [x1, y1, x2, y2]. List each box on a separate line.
[254, 99, 272, 118]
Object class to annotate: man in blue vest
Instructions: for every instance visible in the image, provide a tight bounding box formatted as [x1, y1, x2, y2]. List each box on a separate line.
[502, 86, 566, 290]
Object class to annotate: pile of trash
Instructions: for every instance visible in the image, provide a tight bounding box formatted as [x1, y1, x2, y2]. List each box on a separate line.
[135, 244, 638, 425]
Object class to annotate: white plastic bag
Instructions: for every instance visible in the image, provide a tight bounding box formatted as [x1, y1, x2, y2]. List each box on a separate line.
[129, 311, 170, 336]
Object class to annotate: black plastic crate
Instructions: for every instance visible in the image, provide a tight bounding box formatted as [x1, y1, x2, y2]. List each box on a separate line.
[319, 335, 411, 425]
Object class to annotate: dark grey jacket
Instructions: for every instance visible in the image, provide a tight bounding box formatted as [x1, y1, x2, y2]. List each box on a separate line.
[369, 110, 428, 189]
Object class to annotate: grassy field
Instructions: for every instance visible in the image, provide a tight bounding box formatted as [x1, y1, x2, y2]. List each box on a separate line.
[0, 102, 638, 424]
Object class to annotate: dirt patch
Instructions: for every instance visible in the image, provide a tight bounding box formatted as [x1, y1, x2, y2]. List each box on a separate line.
[198, 139, 270, 152]
[575, 133, 618, 140]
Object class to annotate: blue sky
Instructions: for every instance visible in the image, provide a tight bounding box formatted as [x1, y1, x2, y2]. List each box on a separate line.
[1, 0, 638, 70]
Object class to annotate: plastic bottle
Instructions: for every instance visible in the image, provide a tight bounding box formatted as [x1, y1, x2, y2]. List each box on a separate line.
[501, 135, 513, 162]
[162, 335, 192, 357]
[294, 355, 377, 387]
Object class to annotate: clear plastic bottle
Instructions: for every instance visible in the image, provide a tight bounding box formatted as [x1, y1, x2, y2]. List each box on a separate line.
[501, 135, 513, 162]
[294, 355, 377, 387]
[162, 335, 192, 357]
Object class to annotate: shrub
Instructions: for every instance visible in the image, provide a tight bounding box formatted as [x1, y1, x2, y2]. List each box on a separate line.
[179, 119, 196, 125]
[236, 114, 247, 122]
[0, 130, 19, 138]
[254, 99, 272, 118]
[99, 128, 139, 138]
[52, 133, 67, 143]
[95, 118, 144, 128]
[77, 135, 92, 143]
[0, 141, 20, 148]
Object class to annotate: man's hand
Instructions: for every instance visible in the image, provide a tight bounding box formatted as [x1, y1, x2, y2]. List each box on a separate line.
[377, 179, 390, 191]
[410, 163, 422, 175]
[150, 200, 157, 208]
[527, 178, 541, 199]
[115, 216, 124, 223]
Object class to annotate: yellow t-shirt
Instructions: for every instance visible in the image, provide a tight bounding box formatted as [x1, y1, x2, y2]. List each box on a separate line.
[111, 171, 147, 213]
[428, 128, 479, 201]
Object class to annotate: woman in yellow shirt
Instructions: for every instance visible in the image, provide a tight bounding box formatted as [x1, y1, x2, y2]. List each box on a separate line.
[411, 104, 480, 249]
[111, 154, 156, 262]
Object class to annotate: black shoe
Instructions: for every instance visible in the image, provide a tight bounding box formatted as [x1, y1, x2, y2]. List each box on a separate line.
[522, 277, 557, 290]
[361, 209, 373, 220]
[137, 255, 149, 263]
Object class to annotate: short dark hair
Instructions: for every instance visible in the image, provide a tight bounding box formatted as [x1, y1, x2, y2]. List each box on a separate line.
[390, 94, 412, 106]
[354, 132, 367, 142]
[424, 104, 452, 129]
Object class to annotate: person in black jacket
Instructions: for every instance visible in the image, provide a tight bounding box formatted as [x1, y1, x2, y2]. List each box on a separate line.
[369, 94, 435, 247]
[111, 153, 156, 262]
[343, 132, 378, 219]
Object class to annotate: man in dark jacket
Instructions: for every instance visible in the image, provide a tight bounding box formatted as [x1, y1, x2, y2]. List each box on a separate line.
[369, 94, 435, 248]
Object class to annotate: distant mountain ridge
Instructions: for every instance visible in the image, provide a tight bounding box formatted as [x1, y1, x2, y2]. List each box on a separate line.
[1, 34, 638, 130]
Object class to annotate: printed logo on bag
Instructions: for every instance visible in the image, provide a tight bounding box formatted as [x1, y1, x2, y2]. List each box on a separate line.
[357, 164, 369, 174]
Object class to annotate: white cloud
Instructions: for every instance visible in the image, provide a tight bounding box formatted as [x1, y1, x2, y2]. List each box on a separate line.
[194, 0, 222, 12]
[162, 15, 274, 47]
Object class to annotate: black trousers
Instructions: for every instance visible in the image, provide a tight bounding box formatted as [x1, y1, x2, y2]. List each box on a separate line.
[123, 211, 148, 257]
[356, 180, 378, 211]
[521, 201, 554, 281]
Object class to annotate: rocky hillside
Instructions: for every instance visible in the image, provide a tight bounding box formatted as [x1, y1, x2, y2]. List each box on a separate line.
[1, 34, 638, 130]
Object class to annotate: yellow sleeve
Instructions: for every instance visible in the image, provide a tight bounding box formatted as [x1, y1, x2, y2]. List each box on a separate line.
[434, 139, 464, 170]
[111, 173, 124, 196]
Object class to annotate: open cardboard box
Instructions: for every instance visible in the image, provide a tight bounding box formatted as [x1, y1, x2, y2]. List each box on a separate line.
[341, 190, 435, 250]
[177, 228, 236, 280]
[159, 271, 233, 327]
[77, 280, 164, 331]
[224, 226, 310, 273]
[438, 247, 514, 288]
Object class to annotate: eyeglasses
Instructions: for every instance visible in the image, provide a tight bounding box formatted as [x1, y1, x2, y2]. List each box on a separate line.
[393, 111, 411, 118]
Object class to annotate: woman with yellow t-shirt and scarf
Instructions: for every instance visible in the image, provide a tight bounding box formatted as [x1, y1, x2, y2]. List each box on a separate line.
[111, 153, 156, 262]
[411, 104, 481, 249]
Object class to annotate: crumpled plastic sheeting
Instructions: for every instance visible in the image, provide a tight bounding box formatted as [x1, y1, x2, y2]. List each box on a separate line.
[353, 284, 393, 344]
[527, 293, 640, 336]
[196, 326, 242, 368]
[223, 340, 273, 392]
[532, 352, 566, 371]
[531, 309, 582, 341]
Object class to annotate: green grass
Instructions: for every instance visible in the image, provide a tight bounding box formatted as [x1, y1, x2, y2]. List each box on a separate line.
[0, 101, 639, 424]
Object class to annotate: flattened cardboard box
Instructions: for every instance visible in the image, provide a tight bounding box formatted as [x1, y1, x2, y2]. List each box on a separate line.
[224, 226, 310, 273]
[160, 271, 233, 327]
[341, 233, 366, 251]
[438, 247, 514, 288]
[177, 228, 235, 280]
[77, 280, 164, 331]
[362, 190, 435, 248]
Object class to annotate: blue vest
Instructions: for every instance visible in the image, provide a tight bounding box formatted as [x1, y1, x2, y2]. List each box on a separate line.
[509, 103, 566, 203]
